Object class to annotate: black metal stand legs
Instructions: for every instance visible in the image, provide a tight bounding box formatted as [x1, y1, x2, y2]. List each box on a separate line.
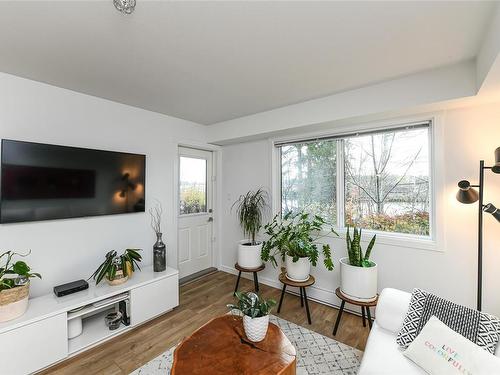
[277, 286, 312, 324]
[332, 300, 345, 335]
[302, 287, 311, 324]
[234, 270, 260, 295]
[234, 271, 242, 295]
[333, 303, 373, 336]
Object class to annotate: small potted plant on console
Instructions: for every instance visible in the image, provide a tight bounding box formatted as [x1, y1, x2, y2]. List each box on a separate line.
[261, 211, 336, 281]
[91, 249, 142, 286]
[0, 250, 41, 322]
[227, 291, 276, 342]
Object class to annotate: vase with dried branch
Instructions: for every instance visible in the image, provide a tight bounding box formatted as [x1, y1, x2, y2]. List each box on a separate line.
[150, 202, 166, 272]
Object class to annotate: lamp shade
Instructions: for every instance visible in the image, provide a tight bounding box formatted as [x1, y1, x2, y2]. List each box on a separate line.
[492, 147, 500, 174]
[483, 203, 500, 223]
[456, 180, 479, 204]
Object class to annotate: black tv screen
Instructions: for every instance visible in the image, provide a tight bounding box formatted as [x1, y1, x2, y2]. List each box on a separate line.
[0, 140, 145, 223]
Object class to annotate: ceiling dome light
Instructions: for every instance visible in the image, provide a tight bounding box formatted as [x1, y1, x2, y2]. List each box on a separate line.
[114, 0, 136, 14]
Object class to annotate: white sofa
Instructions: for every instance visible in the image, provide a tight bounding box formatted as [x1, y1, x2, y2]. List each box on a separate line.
[359, 288, 500, 374]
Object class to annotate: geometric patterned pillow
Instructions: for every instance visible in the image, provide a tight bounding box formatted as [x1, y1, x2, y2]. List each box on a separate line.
[396, 288, 500, 354]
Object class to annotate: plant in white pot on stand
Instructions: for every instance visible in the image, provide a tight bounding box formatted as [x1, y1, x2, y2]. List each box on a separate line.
[340, 226, 378, 302]
[227, 291, 276, 342]
[261, 211, 336, 281]
[232, 188, 269, 269]
[0, 251, 41, 322]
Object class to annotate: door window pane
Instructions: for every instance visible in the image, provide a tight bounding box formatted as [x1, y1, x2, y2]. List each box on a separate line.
[344, 127, 430, 235]
[179, 156, 207, 215]
[281, 140, 337, 224]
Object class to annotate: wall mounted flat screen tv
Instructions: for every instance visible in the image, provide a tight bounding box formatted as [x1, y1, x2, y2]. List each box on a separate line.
[0, 140, 145, 224]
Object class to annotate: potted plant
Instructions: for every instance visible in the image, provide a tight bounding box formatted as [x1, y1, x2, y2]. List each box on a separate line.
[90, 249, 142, 286]
[0, 251, 41, 322]
[227, 291, 276, 342]
[261, 211, 336, 281]
[340, 226, 377, 302]
[232, 188, 269, 269]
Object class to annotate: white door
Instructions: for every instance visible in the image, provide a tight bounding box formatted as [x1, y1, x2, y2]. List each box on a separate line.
[177, 147, 213, 278]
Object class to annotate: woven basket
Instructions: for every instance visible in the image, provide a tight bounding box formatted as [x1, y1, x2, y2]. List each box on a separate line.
[0, 282, 30, 322]
[0, 282, 29, 306]
[106, 270, 128, 286]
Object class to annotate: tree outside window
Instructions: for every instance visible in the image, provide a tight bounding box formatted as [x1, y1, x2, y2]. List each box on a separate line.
[281, 140, 337, 225]
[279, 125, 431, 236]
[343, 128, 430, 235]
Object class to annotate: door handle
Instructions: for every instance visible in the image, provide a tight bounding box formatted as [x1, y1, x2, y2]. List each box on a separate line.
[208, 217, 213, 222]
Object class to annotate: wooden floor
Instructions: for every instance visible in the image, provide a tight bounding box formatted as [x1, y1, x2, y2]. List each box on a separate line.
[42, 271, 369, 375]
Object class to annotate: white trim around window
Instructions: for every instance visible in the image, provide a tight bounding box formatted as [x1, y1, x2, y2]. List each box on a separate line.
[270, 113, 447, 252]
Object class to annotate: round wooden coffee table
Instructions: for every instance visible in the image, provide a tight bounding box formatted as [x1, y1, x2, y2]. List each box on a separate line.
[171, 315, 296, 375]
[332, 287, 379, 336]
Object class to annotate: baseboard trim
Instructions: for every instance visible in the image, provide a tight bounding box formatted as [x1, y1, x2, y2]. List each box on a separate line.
[180, 267, 218, 286]
[220, 265, 373, 319]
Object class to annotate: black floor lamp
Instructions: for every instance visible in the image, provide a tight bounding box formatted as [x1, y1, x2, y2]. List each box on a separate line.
[456, 147, 500, 311]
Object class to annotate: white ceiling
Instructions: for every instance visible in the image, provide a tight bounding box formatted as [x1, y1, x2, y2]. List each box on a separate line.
[0, 1, 495, 125]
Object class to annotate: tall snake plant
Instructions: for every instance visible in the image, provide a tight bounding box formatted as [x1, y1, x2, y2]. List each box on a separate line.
[346, 226, 376, 267]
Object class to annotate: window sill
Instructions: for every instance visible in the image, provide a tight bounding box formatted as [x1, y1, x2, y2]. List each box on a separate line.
[320, 227, 440, 252]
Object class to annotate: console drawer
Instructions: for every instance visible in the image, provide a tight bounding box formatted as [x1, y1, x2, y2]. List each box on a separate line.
[0, 313, 67, 374]
[130, 276, 178, 326]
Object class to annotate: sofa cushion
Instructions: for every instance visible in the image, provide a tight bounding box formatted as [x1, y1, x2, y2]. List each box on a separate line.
[396, 288, 500, 354]
[403, 316, 500, 375]
[375, 288, 412, 334]
[358, 322, 426, 375]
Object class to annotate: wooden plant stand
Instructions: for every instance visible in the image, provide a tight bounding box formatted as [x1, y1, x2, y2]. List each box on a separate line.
[277, 269, 315, 325]
[234, 263, 265, 295]
[332, 287, 379, 336]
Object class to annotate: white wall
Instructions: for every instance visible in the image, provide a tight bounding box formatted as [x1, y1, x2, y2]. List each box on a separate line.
[220, 101, 500, 316]
[208, 61, 476, 145]
[0, 73, 208, 298]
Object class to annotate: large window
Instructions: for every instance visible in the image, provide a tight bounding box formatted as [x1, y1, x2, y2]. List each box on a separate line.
[279, 123, 431, 237]
[281, 140, 337, 224]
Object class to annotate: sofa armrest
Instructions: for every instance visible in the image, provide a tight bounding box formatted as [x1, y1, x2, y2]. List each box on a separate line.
[375, 288, 412, 334]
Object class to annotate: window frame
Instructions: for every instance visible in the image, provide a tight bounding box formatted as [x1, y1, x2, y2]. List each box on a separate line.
[271, 115, 444, 251]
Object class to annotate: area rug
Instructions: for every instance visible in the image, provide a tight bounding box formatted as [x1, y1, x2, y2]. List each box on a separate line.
[130, 315, 363, 375]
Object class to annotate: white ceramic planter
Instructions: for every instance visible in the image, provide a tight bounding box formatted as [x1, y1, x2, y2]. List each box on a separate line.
[237, 240, 263, 269]
[285, 255, 311, 282]
[243, 314, 269, 342]
[340, 257, 378, 302]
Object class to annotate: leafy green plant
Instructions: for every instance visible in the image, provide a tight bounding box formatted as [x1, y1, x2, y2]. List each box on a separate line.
[90, 248, 142, 285]
[122, 248, 142, 273]
[227, 291, 276, 318]
[0, 250, 41, 291]
[261, 211, 337, 271]
[345, 226, 376, 267]
[232, 188, 269, 245]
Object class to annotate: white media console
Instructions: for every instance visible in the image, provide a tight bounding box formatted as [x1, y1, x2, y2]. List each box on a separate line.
[0, 266, 179, 375]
